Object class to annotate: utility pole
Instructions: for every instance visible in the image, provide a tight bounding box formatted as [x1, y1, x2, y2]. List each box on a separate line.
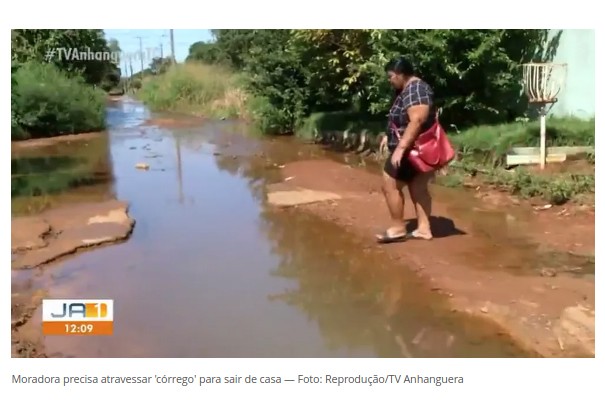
[136, 36, 144, 75]
[169, 29, 176, 64]
[122, 58, 129, 91]
[175, 135, 184, 204]
[159, 32, 167, 60]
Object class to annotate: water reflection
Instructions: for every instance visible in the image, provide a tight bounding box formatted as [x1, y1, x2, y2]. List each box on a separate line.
[211, 145, 530, 358]
[26, 101, 533, 358]
[11, 133, 114, 215]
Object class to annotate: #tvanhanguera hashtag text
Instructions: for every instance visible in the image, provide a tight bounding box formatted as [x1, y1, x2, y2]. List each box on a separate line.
[47, 47, 156, 63]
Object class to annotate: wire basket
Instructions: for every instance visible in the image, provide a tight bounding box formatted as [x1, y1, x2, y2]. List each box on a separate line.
[522, 62, 567, 104]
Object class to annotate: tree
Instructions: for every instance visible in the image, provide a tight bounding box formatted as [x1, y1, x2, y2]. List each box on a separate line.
[149, 57, 172, 74]
[186, 41, 224, 65]
[186, 29, 558, 133]
[12, 29, 120, 87]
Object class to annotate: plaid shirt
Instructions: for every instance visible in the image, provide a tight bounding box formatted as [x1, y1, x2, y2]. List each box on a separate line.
[387, 79, 436, 150]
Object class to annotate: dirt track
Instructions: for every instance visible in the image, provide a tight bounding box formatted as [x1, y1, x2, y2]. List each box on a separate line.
[11, 200, 135, 356]
[11, 113, 594, 358]
[273, 159, 595, 357]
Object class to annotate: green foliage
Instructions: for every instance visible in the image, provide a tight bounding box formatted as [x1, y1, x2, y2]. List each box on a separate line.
[11, 62, 106, 140]
[138, 63, 248, 119]
[187, 41, 225, 65]
[437, 160, 594, 205]
[11, 134, 112, 215]
[12, 29, 120, 89]
[192, 29, 559, 134]
[486, 168, 594, 205]
[428, 115, 594, 204]
[130, 78, 142, 90]
[12, 156, 99, 198]
[149, 57, 173, 75]
[452, 117, 595, 166]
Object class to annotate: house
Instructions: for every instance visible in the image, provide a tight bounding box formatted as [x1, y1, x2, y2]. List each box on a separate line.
[546, 29, 595, 119]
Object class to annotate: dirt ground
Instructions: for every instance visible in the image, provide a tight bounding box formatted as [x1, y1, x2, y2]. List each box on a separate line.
[11, 132, 106, 150]
[143, 117, 206, 128]
[11, 127, 594, 358]
[272, 159, 595, 357]
[12, 200, 135, 270]
[11, 200, 135, 356]
[11, 282, 48, 358]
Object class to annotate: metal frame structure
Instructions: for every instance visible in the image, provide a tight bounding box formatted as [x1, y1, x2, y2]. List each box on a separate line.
[521, 62, 567, 169]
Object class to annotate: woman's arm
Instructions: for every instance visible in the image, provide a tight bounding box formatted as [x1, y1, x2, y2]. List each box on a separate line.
[395, 104, 429, 151]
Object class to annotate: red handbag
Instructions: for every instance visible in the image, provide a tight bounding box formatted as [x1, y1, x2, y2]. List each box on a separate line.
[390, 115, 456, 173]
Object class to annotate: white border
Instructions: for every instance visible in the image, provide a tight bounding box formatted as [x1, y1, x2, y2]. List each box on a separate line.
[4, 1, 601, 402]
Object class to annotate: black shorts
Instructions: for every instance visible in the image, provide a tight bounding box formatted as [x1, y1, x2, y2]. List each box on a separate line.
[384, 149, 418, 183]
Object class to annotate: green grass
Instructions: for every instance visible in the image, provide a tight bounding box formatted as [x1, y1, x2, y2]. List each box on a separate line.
[12, 62, 106, 141]
[440, 116, 595, 204]
[297, 110, 595, 205]
[451, 117, 595, 166]
[137, 62, 250, 119]
[11, 135, 112, 215]
[437, 160, 594, 205]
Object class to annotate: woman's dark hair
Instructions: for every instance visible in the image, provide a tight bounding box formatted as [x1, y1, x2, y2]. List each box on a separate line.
[385, 56, 415, 76]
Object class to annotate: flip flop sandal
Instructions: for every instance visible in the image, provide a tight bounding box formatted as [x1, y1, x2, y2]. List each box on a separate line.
[376, 230, 407, 244]
[404, 231, 433, 241]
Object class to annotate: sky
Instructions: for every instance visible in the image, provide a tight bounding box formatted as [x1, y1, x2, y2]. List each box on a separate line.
[103, 29, 213, 73]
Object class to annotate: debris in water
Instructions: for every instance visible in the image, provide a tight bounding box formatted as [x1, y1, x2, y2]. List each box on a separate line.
[535, 204, 553, 211]
[540, 268, 557, 277]
[394, 335, 413, 358]
[278, 165, 285, 169]
[284, 176, 294, 181]
[480, 306, 489, 313]
[446, 334, 455, 348]
[135, 163, 150, 170]
[412, 328, 426, 345]
[213, 152, 222, 156]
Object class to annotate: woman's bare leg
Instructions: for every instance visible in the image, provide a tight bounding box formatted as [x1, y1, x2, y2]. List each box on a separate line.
[381, 171, 406, 235]
[408, 171, 433, 239]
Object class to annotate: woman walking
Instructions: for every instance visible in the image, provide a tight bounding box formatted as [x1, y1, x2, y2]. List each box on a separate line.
[376, 56, 436, 243]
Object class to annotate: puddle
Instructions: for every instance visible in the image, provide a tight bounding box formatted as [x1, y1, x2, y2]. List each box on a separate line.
[13, 100, 538, 358]
[11, 134, 115, 215]
[311, 146, 595, 278]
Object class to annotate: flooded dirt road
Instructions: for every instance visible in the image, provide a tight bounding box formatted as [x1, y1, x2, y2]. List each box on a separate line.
[11, 99, 594, 358]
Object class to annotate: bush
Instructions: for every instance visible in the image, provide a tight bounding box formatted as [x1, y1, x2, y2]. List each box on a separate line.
[12, 62, 106, 140]
[486, 169, 594, 205]
[297, 111, 385, 140]
[452, 117, 595, 166]
[198, 29, 560, 134]
[138, 63, 249, 119]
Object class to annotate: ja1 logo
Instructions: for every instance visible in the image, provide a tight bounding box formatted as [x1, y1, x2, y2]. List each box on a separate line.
[42, 299, 114, 336]
[50, 301, 109, 319]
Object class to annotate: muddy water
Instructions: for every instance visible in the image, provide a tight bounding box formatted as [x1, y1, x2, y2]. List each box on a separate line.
[14, 99, 535, 358]
[322, 150, 594, 278]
